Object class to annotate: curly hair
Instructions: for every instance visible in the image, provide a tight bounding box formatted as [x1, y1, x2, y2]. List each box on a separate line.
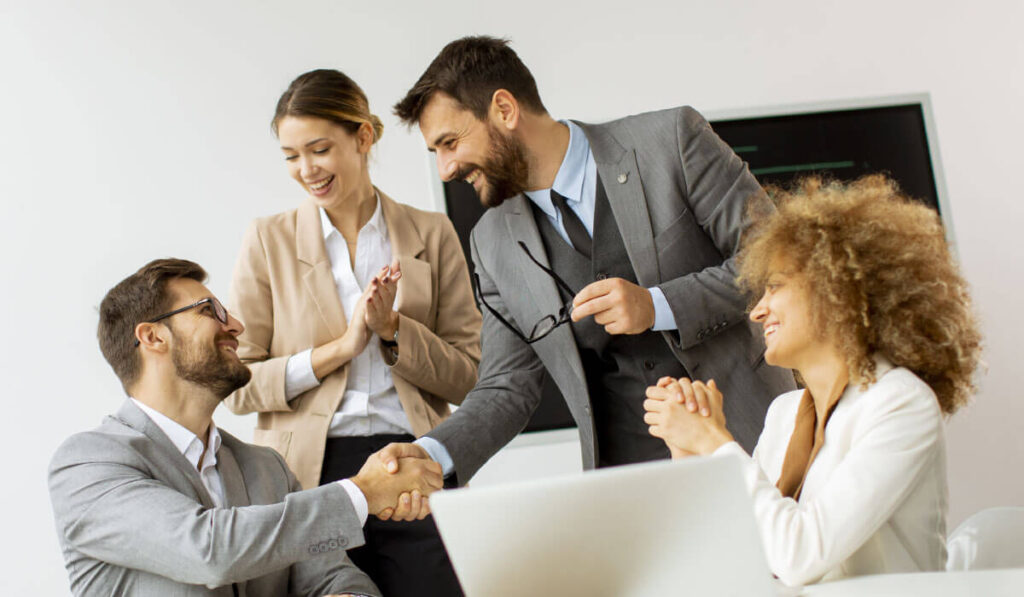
[736, 175, 980, 414]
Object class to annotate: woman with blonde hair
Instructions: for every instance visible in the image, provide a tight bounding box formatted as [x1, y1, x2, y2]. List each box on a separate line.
[226, 69, 480, 596]
[644, 175, 981, 586]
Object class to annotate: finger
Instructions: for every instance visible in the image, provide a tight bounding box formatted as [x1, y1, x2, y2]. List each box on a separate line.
[692, 382, 711, 417]
[645, 385, 673, 401]
[570, 294, 608, 322]
[377, 507, 394, 521]
[708, 379, 723, 408]
[392, 492, 413, 522]
[648, 424, 663, 438]
[572, 279, 613, 309]
[657, 376, 677, 388]
[379, 443, 425, 473]
[643, 409, 662, 424]
[410, 490, 423, 519]
[418, 495, 431, 520]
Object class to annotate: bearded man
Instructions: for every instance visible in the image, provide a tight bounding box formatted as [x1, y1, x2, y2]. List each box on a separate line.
[48, 258, 438, 596]
[381, 36, 796, 484]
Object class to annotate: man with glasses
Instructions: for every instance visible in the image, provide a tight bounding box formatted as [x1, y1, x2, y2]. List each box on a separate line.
[381, 36, 797, 485]
[48, 258, 441, 596]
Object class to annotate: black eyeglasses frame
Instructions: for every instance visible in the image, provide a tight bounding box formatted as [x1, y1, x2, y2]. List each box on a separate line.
[132, 297, 228, 348]
[473, 241, 578, 345]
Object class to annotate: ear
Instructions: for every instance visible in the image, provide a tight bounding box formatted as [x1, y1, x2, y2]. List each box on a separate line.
[356, 121, 374, 154]
[135, 321, 171, 355]
[489, 89, 520, 131]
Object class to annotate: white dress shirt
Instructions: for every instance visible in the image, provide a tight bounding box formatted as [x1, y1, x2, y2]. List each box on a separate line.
[284, 194, 412, 438]
[714, 358, 948, 586]
[130, 398, 369, 524]
[131, 398, 227, 507]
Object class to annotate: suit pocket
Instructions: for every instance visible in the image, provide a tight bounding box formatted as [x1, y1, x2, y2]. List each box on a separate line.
[653, 210, 692, 255]
[252, 428, 292, 459]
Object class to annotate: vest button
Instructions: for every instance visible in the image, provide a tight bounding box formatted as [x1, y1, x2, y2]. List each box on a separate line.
[644, 360, 655, 371]
[596, 272, 608, 280]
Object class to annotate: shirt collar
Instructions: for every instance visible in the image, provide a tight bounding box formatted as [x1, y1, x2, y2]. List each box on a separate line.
[130, 398, 221, 472]
[319, 189, 387, 241]
[525, 120, 590, 218]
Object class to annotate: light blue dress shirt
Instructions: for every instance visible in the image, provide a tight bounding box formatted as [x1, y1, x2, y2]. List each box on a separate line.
[418, 120, 679, 477]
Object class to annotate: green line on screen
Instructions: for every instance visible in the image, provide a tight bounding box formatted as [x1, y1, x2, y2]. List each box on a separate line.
[732, 145, 758, 153]
[752, 161, 856, 176]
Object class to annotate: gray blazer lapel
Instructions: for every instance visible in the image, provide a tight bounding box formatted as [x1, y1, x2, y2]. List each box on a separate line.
[579, 122, 661, 288]
[216, 443, 250, 507]
[114, 400, 217, 508]
[503, 197, 587, 390]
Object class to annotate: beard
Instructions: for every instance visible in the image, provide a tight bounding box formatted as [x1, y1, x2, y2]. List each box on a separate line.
[171, 331, 252, 399]
[461, 124, 531, 208]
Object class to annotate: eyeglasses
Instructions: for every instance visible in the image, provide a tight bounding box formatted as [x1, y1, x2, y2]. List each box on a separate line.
[474, 241, 577, 344]
[133, 297, 229, 347]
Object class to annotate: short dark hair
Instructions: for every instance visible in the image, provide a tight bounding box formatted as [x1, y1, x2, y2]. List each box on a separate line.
[98, 258, 207, 392]
[394, 36, 547, 124]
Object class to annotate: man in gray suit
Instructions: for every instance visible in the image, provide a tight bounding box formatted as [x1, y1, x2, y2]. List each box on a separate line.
[385, 36, 795, 483]
[49, 258, 440, 596]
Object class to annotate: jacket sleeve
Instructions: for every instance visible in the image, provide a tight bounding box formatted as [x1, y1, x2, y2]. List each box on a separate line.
[385, 215, 481, 404]
[656, 106, 772, 349]
[424, 225, 547, 483]
[717, 378, 944, 586]
[225, 219, 295, 414]
[48, 434, 364, 588]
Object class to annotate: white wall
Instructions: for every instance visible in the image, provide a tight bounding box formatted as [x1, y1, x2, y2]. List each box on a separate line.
[2, 0, 1021, 592]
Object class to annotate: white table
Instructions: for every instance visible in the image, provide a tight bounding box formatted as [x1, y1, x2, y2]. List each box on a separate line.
[799, 568, 1024, 596]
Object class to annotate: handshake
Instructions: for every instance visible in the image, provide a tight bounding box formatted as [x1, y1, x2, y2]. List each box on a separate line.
[348, 443, 443, 522]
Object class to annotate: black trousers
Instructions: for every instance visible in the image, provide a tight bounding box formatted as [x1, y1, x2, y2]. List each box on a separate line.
[319, 434, 463, 597]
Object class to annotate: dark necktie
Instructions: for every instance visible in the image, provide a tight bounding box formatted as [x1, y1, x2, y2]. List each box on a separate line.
[550, 189, 592, 259]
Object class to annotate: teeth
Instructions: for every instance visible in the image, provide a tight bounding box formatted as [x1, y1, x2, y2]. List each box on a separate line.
[764, 324, 779, 337]
[465, 170, 480, 184]
[309, 176, 333, 190]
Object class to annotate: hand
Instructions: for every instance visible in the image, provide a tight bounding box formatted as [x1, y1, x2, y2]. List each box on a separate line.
[337, 284, 375, 358]
[365, 260, 402, 340]
[350, 446, 442, 517]
[377, 490, 431, 522]
[644, 378, 733, 455]
[571, 277, 655, 335]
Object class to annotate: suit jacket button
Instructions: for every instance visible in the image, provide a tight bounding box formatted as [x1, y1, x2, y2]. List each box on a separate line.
[308, 546, 318, 555]
[328, 539, 339, 550]
[596, 272, 608, 280]
[338, 537, 348, 548]
[697, 331, 705, 340]
[318, 542, 328, 552]
[644, 360, 655, 371]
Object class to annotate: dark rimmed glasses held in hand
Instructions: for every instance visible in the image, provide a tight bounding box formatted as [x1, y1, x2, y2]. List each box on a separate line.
[474, 241, 577, 344]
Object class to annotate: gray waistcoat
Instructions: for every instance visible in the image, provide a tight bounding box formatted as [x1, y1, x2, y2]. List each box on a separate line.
[531, 177, 687, 466]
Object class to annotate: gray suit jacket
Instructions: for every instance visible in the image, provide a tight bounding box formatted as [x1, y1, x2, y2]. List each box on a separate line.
[48, 399, 380, 597]
[427, 106, 796, 481]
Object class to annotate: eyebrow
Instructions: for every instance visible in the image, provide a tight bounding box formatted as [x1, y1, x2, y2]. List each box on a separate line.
[280, 138, 329, 151]
[427, 132, 454, 153]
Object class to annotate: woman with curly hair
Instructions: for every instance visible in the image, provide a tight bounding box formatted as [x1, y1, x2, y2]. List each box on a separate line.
[643, 175, 981, 586]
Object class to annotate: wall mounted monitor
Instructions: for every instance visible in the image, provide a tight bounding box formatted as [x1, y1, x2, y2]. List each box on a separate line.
[435, 94, 951, 434]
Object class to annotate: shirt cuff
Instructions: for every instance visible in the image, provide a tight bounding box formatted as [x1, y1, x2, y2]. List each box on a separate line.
[336, 479, 369, 526]
[648, 287, 678, 331]
[284, 348, 320, 401]
[415, 437, 455, 478]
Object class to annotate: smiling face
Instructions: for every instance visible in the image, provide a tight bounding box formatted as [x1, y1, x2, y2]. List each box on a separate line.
[163, 278, 251, 399]
[749, 269, 831, 373]
[418, 92, 529, 207]
[277, 115, 372, 210]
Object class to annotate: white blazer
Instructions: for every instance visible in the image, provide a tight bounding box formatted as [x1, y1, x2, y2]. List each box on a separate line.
[716, 357, 948, 586]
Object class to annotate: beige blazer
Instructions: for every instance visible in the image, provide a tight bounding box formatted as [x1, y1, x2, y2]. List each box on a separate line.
[225, 190, 481, 489]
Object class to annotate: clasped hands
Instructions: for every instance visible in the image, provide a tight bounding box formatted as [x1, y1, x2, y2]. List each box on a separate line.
[644, 376, 734, 457]
[337, 260, 402, 357]
[350, 443, 442, 522]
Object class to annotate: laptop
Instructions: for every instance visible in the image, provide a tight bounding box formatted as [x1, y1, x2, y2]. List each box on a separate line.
[430, 454, 776, 597]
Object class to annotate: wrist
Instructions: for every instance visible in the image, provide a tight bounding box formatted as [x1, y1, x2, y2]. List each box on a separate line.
[381, 312, 400, 344]
[702, 427, 734, 454]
